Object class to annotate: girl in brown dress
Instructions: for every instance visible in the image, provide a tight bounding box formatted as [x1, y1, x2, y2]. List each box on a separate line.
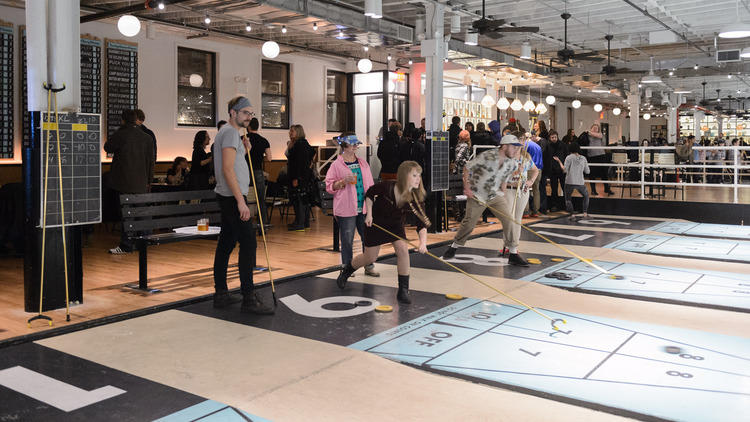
[336, 161, 430, 304]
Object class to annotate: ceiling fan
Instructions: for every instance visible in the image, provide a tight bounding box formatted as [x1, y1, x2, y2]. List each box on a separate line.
[470, 0, 539, 39]
[556, 12, 603, 63]
[699, 81, 709, 107]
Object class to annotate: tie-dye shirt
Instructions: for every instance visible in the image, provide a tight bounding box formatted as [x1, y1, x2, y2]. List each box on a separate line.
[465, 148, 519, 202]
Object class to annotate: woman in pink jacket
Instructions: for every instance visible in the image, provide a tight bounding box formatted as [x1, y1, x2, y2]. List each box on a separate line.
[325, 135, 379, 277]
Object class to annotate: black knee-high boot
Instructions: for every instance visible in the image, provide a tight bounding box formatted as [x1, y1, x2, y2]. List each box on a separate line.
[397, 274, 411, 304]
[336, 263, 355, 289]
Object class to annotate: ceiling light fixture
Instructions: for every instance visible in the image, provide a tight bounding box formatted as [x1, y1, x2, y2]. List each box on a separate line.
[694, 64, 699, 70]
[117, 15, 141, 37]
[594, 103, 603, 112]
[481, 93, 496, 107]
[262, 41, 280, 58]
[387, 54, 392, 61]
[520, 41, 531, 59]
[572, 99, 581, 109]
[204, 14, 211, 24]
[157, 2, 165, 10]
[643, 113, 651, 120]
[592, 74, 610, 93]
[444, 57, 448, 63]
[408, 59, 413, 65]
[451, 13, 461, 33]
[245, 23, 251, 32]
[719, 0, 750, 38]
[281, 25, 287, 33]
[464, 31, 478, 46]
[358, 58, 373, 73]
[741, 47, 750, 57]
[364, 0, 383, 19]
[364, 46, 369, 52]
[546, 95, 556, 105]
[523, 96, 535, 112]
[641, 57, 662, 84]
[612, 107, 621, 115]
[313, 22, 318, 31]
[339, 30, 344, 38]
[673, 87, 692, 94]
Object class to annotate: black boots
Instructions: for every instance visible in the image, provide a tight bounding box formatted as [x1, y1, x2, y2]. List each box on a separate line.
[397, 274, 411, 304]
[241, 292, 275, 315]
[336, 263, 355, 289]
[442, 246, 457, 259]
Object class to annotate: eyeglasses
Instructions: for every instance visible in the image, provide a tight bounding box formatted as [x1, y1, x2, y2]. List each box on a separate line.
[240, 110, 255, 117]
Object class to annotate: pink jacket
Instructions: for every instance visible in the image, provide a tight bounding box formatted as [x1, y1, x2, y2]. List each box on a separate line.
[325, 155, 374, 217]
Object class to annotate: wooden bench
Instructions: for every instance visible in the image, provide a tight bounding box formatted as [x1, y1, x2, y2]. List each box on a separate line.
[119, 189, 256, 292]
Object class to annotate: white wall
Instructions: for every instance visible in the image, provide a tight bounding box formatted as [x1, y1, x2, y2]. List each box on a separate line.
[0, 4, 351, 164]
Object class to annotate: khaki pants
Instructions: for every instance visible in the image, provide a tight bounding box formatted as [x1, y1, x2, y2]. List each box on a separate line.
[525, 175, 541, 214]
[453, 189, 529, 250]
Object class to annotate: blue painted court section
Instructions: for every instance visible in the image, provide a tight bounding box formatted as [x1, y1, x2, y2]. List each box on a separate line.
[349, 299, 750, 422]
[519, 259, 750, 311]
[649, 221, 750, 240]
[153, 400, 271, 422]
[607, 233, 750, 263]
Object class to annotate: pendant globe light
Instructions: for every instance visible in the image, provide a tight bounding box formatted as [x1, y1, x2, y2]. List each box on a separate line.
[357, 58, 373, 73]
[612, 107, 622, 116]
[523, 96, 536, 112]
[535, 86, 547, 114]
[510, 87, 523, 111]
[117, 15, 141, 37]
[481, 93, 496, 107]
[593, 103, 603, 112]
[497, 86, 510, 110]
[572, 99, 581, 109]
[643, 113, 651, 120]
[546, 94, 556, 105]
[262, 41, 280, 58]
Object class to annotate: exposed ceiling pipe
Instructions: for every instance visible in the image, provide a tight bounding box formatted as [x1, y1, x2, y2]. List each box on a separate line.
[80, 0, 193, 23]
[620, 0, 710, 56]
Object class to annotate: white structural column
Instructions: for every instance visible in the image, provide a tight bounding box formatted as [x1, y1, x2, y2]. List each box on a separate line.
[667, 94, 677, 144]
[694, 110, 705, 138]
[26, 0, 81, 111]
[628, 83, 640, 142]
[421, 1, 446, 132]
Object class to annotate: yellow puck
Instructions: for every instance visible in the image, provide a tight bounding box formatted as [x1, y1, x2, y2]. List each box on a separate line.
[375, 305, 393, 313]
[445, 293, 463, 300]
[527, 258, 542, 264]
[551, 258, 565, 262]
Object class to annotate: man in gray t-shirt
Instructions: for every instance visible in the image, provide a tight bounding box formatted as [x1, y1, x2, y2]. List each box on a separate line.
[214, 124, 250, 197]
[212, 96, 274, 315]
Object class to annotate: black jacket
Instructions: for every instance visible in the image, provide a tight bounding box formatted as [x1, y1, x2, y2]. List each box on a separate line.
[378, 129, 401, 174]
[448, 123, 462, 160]
[545, 140, 568, 175]
[139, 124, 157, 161]
[287, 138, 315, 185]
[104, 124, 155, 194]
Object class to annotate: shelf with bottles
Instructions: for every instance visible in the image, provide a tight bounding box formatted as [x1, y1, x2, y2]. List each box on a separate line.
[442, 97, 494, 131]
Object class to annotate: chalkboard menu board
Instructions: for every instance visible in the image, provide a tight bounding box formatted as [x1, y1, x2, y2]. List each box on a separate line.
[106, 39, 137, 138]
[80, 36, 102, 114]
[0, 21, 13, 158]
[20, 26, 30, 149]
[36, 112, 101, 227]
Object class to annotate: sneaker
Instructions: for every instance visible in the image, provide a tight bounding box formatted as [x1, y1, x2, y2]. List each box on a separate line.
[442, 246, 457, 259]
[522, 214, 531, 219]
[241, 292, 275, 315]
[108, 246, 130, 255]
[364, 266, 380, 277]
[213, 291, 243, 308]
[287, 225, 305, 231]
[508, 253, 529, 267]
[498, 247, 509, 258]
[529, 213, 539, 218]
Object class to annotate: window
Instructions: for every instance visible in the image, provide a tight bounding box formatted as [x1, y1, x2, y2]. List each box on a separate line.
[177, 47, 216, 127]
[261, 60, 289, 129]
[327, 70, 347, 132]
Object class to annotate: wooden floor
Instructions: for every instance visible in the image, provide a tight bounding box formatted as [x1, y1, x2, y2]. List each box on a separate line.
[0, 182, 746, 343]
[0, 207, 509, 343]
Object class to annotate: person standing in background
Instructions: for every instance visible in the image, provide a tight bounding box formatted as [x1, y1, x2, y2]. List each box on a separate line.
[245, 117, 272, 229]
[378, 120, 401, 181]
[522, 133, 543, 218]
[559, 142, 590, 219]
[544, 130, 568, 211]
[190, 130, 213, 190]
[287, 124, 315, 231]
[105, 109, 154, 254]
[135, 109, 157, 162]
[448, 116, 462, 161]
[212, 96, 274, 314]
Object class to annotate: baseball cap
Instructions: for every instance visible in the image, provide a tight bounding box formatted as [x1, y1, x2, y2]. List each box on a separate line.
[500, 134, 522, 146]
[338, 134, 361, 146]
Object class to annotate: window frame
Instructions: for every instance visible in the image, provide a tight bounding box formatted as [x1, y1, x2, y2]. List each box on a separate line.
[176, 46, 217, 128]
[326, 69, 348, 133]
[261, 59, 291, 129]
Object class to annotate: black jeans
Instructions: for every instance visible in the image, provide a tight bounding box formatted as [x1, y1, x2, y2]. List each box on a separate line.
[291, 185, 310, 228]
[214, 194, 256, 296]
[252, 170, 268, 224]
[587, 154, 611, 193]
[548, 173, 565, 210]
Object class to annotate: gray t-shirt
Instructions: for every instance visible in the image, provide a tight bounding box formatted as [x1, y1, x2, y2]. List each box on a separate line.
[563, 153, 590, 186]
[213, 125, 250, 196]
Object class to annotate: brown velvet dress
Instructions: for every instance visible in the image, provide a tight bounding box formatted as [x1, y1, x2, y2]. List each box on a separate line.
[363, 181, 428, 247]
